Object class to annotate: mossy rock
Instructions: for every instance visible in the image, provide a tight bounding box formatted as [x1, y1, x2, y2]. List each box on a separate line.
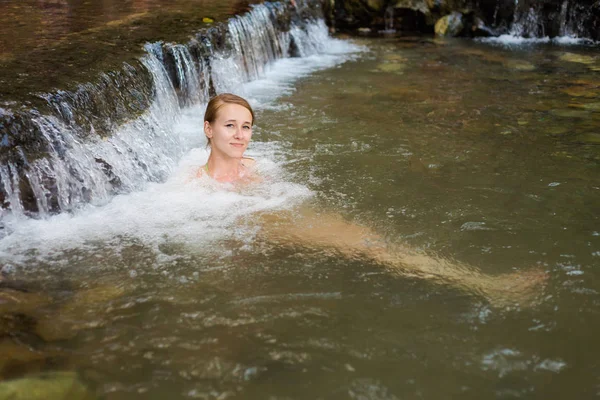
[0, 372, 95, 400]
[394, 0, 430, 15]
[434, 12, 463, 37]
[366, 0, 386, 11]
[559, 52, 596, 65]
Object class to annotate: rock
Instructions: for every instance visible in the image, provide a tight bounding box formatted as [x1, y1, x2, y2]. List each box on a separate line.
[435, 12, 464, 37]
[504, 59, 536, 71]
[575, 133, 600, 144]
[559, 53, 596, 65]
[471, 17, 495, 37]
[580, 102, 600, 112]
[374, 62, 405, 74]
[0, 371, 96, 400]
[35, 284, 126, 342]
[0, 288, 52, 315]
[546, 126, 569, 135]
[366, 0, 385, 11]
[0, 339, 59, 380]
[357, 27, 372, 35]
[393, 0, 430, 16]
[561, 87, 598, 98]
[550, 109, 590, 119]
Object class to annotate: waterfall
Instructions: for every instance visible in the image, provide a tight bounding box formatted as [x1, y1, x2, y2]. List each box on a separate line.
[499, 0, 595, 40]
[509, 2, 545, 38]
[0, 0, 325, 225]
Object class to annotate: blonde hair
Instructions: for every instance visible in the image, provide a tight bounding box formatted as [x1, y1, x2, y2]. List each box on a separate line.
[204, 93, 255, 146]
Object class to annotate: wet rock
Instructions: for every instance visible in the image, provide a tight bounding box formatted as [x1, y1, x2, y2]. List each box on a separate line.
[504, 59, 535, 71]
[0, 371, 96, 400]
[575, 133, 600, 144]
[374, 62, 406, 74]
[546, 126, 569, 135]
[35, 284, 125, 342]
[559, 53, 596, 65]
[471, 17, 495, 37]
[435, 12, 464, 37]
[391, 0, 433, 31]
[393, 0, 430, 16]
[0, 313, 38, 340]
[561, 87, 598, 98]
[366, 0, 385, 11]
[0, 288, 52, 315]
[0, 339, 64, 380]
[550, 109, 590, 119]
[578, 102, 600, 112]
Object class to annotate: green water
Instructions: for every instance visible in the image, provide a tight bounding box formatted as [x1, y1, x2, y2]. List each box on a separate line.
[2, 37, 600, 399]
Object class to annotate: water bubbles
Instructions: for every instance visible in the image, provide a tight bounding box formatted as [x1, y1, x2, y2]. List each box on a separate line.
[481, 348, 566, 377]
[460, 222, 492, 231]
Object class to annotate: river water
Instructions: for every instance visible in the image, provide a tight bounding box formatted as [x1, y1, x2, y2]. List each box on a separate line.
[1, 32, 600, 398]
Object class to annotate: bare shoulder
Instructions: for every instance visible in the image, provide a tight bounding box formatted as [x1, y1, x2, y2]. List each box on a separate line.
[242, 157, 257, 168]
[197, 164, 208, 177]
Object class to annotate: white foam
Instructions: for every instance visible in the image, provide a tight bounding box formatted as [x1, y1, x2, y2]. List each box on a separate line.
[479, 34, 596, 47]
[0, 152, 312, 268]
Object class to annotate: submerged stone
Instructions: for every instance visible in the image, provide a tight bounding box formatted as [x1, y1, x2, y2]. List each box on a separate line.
[580, 103, 600, 112]
[559, 53, 596, 65]
[0, 288, 52, 315]
[434, 12, 464, 37]
[546, 126, 570, 135]
[561, 87, 598, 98]
[575, 133, 600, 144]
[35, 284, 126, 342]
[569, 102, 600, 112]
[0, 371, 95, 400]
[0, 340, 58, 380]
[374, 62, 406, 74]
[550, 109, 590, 119]
[504, 59, 535, 71]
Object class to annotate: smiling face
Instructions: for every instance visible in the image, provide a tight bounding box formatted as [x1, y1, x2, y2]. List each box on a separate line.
[204, 103, 253, 159]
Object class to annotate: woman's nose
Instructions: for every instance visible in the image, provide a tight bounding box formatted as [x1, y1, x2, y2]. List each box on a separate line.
[233, 127, 244, 138]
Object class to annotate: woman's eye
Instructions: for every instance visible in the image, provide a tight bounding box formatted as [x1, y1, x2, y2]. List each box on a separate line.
[243, 126, 251, 130]
[225, 124, 234, 128]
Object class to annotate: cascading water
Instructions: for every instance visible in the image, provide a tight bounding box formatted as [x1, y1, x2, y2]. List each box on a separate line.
[509, 2, 545, 38]
[0, 0, 329, 228]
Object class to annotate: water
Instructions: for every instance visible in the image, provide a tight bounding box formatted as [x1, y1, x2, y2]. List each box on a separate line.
[2, 29, 600, 400]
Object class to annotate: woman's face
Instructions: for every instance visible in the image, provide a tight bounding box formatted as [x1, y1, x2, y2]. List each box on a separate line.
[205, 103, 253, 159]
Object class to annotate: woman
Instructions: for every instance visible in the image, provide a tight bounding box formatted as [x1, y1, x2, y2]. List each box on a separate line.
[198, 93, 257, 183]
[199, 93, 545, 306]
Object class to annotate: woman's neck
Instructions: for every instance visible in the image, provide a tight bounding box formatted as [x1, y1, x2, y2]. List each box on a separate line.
[206, 153, 246, 182]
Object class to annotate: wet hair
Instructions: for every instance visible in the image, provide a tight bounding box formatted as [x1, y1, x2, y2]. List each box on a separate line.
[203, 93, 255, 147]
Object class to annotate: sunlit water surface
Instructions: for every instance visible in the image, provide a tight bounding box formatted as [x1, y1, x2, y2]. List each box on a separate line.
[2, 36, 600, 399]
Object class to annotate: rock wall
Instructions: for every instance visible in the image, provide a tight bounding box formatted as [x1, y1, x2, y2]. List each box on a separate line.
[329, 0, 600, 40]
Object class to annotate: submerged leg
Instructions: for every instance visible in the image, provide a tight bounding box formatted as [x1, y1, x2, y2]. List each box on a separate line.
[253, 207, 546, 306]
